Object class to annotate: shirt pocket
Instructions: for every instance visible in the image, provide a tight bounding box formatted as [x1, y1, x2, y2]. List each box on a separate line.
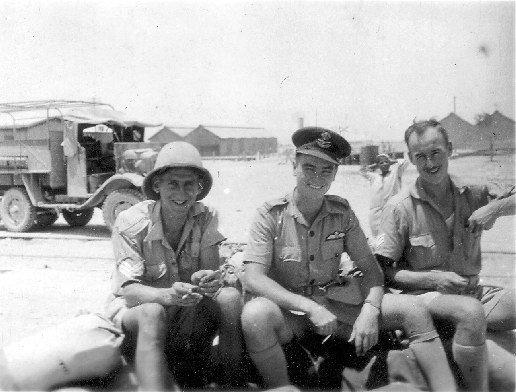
[275, 245, 302, 264]
[321, 241, 343, 279]
[273, 245, 303, 287]
[321, 241, 344, 262]
[408, 233, 439, 269]
[144, 260, 167, 281]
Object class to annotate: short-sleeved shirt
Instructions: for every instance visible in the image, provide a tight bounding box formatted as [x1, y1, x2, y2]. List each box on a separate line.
[363, 160, 409, 237]
[376, 177, 515, 287]
[105, 200, 225, 322]
[243, 192, 384, 291]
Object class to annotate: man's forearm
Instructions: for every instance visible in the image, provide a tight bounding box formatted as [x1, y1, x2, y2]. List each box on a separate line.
[384, 266, 436, 291]
[244, 273, 316, 314]
[122, 283, 175, 308]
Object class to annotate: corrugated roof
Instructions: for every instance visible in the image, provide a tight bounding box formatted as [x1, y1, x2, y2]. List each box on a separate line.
[164, 126, 194, 137]
[200, 125, 274, 139]
[0, 103, 160, 129]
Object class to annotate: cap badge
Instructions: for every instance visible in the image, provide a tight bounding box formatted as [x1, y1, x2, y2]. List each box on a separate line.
[316, 131, 332, 149]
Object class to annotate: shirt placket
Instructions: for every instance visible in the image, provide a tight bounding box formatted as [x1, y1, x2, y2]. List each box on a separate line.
[160, 238, 179, 285]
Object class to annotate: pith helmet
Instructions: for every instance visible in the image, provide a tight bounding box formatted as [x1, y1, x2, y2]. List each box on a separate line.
[142, 142, 213, 201]
[292, 127, 351, 164]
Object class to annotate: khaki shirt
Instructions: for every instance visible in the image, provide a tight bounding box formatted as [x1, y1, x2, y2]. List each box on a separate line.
[109, 200, 225, 295]
[376, 177, 514, 280]
[243, 192, 383, 291]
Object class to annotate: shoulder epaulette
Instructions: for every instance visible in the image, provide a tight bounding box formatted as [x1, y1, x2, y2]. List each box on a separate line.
[325, 194, 350, 209]
[115, 200, 153, 236]
[262, 195, 289, 212]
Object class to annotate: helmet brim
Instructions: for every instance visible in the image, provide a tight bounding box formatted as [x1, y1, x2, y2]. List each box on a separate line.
[142, 164, 213, 201]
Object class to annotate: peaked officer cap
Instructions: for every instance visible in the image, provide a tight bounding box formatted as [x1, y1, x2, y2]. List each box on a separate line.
[292, 127, 351, 164]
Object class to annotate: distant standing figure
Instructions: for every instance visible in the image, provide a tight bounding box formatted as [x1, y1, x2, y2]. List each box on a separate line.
[359, 153, 409, 238]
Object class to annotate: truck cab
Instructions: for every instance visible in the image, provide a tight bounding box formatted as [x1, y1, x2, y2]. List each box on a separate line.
[0, 100, 163, 232]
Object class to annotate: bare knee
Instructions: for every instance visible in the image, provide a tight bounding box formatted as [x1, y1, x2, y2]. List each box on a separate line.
[216, 287, 241, 312]
[241, 297, 278, 334]
[453, 298, 486, 335]
[135, 302, 168, 340]
[383, 295, 433, 331]
[395, 296, 435, 335]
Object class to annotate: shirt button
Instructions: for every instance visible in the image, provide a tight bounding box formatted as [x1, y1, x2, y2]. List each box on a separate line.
[310, 255, 314, 261]
[309, 230, 315, 237]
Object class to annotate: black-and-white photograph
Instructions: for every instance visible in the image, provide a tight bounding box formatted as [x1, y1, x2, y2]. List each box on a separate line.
[0, 1, 514, 391]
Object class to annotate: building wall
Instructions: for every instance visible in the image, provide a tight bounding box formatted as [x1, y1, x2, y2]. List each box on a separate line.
[478, 114, 515, 151]
[184, 127, 221, 156]
[219, 138, 277, 156]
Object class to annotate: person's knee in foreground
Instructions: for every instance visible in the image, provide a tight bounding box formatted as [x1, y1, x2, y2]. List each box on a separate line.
[104, 142, 244, 391]
[240, 127, 456, 391]
[375, 119, 516, 391]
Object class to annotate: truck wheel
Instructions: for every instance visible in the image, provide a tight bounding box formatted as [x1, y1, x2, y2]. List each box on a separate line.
[62, 208, 94, 227]
[103, 188, 145, 231]
[35, 208, 59, 228]
[0, 187, 37, 232]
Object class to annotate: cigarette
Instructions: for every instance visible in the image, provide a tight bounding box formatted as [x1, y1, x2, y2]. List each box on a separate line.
[322, 334, 332, 344]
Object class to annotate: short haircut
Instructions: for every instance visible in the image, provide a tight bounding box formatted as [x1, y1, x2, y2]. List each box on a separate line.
[404, 119, 450, 148]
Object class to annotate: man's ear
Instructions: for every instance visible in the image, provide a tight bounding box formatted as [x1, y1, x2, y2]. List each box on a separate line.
[408, 151, 415, 165]
[447, 142, 453, 156]
[152, 178, 161, 194]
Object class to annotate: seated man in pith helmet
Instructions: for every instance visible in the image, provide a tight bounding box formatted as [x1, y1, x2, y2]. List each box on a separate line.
[105, 141, 244, 391]
[240, 127, 457, 391]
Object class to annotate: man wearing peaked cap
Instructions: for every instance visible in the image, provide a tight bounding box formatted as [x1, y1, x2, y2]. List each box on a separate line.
[239, 126, 456, 390]
[292, 126, 351, 164]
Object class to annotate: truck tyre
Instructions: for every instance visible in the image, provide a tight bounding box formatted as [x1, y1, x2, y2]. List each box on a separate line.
[102, 188, 145, 231]
[62, 208, 94, 227]
[0, 187, 37, 232]
[35, 208, 59, 228]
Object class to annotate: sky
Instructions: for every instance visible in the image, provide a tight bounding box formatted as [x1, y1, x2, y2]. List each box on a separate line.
[0, 0, 514, 144]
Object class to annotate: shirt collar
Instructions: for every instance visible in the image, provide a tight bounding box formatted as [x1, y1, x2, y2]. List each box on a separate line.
[409, 175, 468, 201]
[144, 200, 204, 242]
[285, 189, 346, 221]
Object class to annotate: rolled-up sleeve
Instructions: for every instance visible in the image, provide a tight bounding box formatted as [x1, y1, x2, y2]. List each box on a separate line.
[111, 217, 146, 294]
[375, 202, 406, 263]
[242, 207, 275, 267]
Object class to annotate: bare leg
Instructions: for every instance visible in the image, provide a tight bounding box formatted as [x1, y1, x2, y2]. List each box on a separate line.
[215, 286, 246, 386]
[486, 337, 515, 391]
[121, 303, 180, 392]
[381, 294, 457, 392]
[427, 295, 488, 392]
[241, 297, 295, 388]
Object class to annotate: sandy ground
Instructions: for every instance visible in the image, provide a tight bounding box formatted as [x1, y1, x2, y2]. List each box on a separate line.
[0, 154, 514, 348]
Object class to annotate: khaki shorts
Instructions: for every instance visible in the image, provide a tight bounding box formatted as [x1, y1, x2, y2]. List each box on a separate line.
[416, 284, 507, 318]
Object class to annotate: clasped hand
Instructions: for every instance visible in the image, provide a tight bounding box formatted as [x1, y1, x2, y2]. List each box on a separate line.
[191, 269, 222, 297]
[430, 270, 468, 294]
[171, 281, 203, 306]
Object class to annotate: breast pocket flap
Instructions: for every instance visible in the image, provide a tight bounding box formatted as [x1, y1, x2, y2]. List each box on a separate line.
[409, 234, 435, 248]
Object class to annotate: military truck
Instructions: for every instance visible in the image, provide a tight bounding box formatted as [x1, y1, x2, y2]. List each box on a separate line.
[0, 100, 164, 232]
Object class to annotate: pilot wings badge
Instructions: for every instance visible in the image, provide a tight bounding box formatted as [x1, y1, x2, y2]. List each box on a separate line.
[326, 231, 345, 241]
